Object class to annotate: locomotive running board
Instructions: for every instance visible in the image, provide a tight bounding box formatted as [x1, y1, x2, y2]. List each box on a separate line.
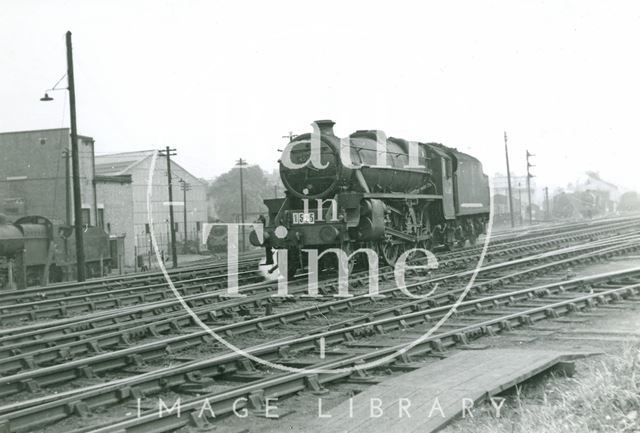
[363, 193, 443, 200]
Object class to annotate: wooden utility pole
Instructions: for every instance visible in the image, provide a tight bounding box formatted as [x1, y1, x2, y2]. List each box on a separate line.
[504, 132, 515, 227]
[545, 186, 550, 220]
[66, 31, 86, 282]
[180, 179, 191, 253]
[236, 158, 248, 252]
[518, 182, 523, 225]
[62, 150, 71, 225]
[160, 147, 178, 267]
[526, 150, 535, 225]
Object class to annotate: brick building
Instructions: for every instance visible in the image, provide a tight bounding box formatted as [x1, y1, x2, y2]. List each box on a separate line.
[1, 130, 208, 271]
[94, 174, 133, 270]
[0, 128, 99, 225]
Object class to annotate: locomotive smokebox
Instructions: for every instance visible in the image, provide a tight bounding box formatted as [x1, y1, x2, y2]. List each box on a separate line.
[0, 224, 24, 257]
[279, 120, 346, 200]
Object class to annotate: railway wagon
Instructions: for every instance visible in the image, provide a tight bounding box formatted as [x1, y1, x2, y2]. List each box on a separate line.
[250, 120, 490, 276]
[205, 219, 229, 256]
[0, 215, 111, 289]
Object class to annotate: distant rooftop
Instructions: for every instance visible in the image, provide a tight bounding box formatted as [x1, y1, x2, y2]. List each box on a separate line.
[95, 150, 155, 175]
[95, 150, 207, 185]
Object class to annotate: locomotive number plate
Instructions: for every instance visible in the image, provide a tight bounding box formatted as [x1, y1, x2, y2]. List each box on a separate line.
[292, 212, 315, 224]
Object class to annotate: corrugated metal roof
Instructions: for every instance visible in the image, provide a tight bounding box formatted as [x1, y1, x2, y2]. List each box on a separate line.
[94, 150, 155, 175]
[95, 150, 207, 186]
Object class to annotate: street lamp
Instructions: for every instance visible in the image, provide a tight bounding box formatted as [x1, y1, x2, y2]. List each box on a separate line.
[40, 31, 86, 282]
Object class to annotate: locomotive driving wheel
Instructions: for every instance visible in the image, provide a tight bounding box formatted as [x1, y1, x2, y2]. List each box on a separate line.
[381, 238, 400, 266]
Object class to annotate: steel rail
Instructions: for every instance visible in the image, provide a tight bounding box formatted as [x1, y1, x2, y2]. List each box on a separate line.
[0, 232, 633, 380]
[3, 264, 640, 433]
[1, 215, 633, 309]
[83, 280, 640, 433]
[0, 240, 638, 429]
[1, 217, 631, 328]
[0, 254, 263, 306]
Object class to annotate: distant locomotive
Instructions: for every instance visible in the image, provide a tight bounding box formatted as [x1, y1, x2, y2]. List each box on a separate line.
[205, 220, 229, 256]
[553, 190, 608, 219]
[0, 215, 111, 289]
[250, 120, 490, 276]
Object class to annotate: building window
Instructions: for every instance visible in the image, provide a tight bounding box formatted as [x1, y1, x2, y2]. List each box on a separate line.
[196, 221, 201, 231]
[97, 208, 104, 228]
[145, 223, 150, 234]
[174, 223, 179, 232]
[81, 208, 91, 226]
[107, 222, 111, 233]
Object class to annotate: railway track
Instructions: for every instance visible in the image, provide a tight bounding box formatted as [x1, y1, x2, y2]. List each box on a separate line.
[0, 253, 263, 307]
[0, 217, 636, 328]
[87, 268, 639, 433]
[0, 222, 639, 432]
[0, 221, 634, 373]
[1, 215, 632, 310]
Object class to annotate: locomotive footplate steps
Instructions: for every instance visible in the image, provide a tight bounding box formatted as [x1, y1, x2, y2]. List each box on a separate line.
[311, 348, 597, 433]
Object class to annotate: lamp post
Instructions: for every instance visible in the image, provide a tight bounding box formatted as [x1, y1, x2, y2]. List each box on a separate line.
[40, 31, 86, 282]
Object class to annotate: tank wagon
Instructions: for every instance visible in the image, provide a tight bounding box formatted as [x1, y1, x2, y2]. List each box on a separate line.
[250, 120, 490, 276]
[0, 215, 110, 289]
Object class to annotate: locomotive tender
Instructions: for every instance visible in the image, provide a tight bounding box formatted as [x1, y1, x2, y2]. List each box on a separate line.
[0, 215, 110, 289]
[251, 120, 490, 276]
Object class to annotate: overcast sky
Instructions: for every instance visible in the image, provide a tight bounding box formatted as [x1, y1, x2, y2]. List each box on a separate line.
[2, 1, 639, 194]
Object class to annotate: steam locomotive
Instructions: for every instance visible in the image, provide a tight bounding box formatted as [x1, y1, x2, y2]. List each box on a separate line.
[0, 215, 111, 289]
[250, 120, 490, 276]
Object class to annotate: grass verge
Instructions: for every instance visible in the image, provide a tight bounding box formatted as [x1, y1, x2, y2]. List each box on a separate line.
[444, 345, 640, 433]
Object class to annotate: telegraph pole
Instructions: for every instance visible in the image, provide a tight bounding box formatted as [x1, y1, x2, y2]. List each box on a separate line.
[180, 179, 191, 253]
[66, 31, 86, 282]
[160, 147, 178, 267]
[236, 158, 248, 252]
[526, 150, 535, 225]
[545, 186, 550, 220]
[62, 150, 71, 225]
[504, 132, 515, 227]
[518, 182, 523, 225]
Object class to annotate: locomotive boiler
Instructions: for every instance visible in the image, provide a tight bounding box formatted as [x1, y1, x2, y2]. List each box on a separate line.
[0, 215, 111, 289]
[250, 120, 490, 276]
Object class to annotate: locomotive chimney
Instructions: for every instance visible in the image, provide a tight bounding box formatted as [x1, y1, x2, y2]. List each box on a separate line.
[313, 119, 336, 136]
